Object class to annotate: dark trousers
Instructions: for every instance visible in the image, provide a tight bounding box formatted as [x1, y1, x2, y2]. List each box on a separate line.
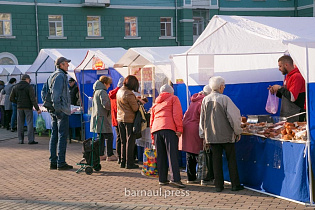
[0, 105, 5, 126]
[4, 110, 12, 129]
[99, 133, 114, 157]
[204, 148, 214, 181]
[115, 126, 121, 161]
[154, 129, 181, 183]
[186, 152, 198, 181]
[211, 143, 240, 188]
[118, 122, 136, 166]
[17, 109, 34, 143]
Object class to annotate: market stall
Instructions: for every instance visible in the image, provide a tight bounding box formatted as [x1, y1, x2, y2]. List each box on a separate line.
[170, 15, 315, 203]
[74, 48, 126, 140]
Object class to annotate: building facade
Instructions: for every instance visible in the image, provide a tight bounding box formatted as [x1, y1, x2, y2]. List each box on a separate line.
[0, 0, 314, 65]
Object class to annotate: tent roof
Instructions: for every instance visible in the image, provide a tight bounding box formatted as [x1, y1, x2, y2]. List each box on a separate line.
[11, 65, 31, 75]
[75, 48, 126, 71]
[114, 46, 190, 78]
[114, 46, 191, 68]
[188, 15, 315, 55]
[26, 48, 117, 81]
[0, 65, 14, 76]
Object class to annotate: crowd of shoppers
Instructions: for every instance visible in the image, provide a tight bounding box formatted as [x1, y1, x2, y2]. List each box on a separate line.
[1, 56, 244, 193]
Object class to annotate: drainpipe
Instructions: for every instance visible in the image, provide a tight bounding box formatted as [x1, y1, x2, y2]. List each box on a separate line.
[35, 0, 40, 53]
[175, 0, 180, 46]
[294, 0, 298, 17]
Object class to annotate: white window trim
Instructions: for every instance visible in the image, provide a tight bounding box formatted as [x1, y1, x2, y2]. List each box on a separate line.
[85, 36, 104, 39]
[87, 16, 101, 37]
[124, 17, 138, 37]
[160, 17, 173, 37]
[0, 13, 12, 36]
[48, 15, 64, 37]
[47, 36, 67, 39]
[159, 37, 175, 40]
[0, 52, 18, 65]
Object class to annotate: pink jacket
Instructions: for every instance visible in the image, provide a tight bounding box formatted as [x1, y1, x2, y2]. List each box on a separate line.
[150, 92, 183, 143]
[179, 92, 205, 154]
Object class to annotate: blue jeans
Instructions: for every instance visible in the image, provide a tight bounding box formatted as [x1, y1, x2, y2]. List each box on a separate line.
[11, 103, 17, 129]
[49, 111, 69, 167]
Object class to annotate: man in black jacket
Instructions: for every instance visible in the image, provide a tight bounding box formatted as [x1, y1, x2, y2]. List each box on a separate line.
[10, 74, 41, 144]
[68, 77, 79, 106]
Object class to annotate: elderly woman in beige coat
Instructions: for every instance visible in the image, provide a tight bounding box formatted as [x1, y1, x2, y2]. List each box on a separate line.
[90, 76, 117, 161]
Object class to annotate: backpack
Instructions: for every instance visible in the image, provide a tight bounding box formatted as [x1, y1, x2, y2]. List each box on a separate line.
[133, 104, 147, 138]
[41, 73, 58, 112]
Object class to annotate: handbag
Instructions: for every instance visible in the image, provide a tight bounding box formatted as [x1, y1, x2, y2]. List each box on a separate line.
[141, 148, 158, 177]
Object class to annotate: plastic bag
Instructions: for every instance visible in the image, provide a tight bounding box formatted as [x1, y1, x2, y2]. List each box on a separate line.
[196, 150, 207, 180]
[36, 114, 46, 134]
[265, 90, 279, 114]
[141, 148, 158, 177]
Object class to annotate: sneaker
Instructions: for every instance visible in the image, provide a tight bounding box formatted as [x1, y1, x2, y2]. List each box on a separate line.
[50, 163, 57, 170]
[159, 180, 170, 185]
[28, 141, 38, 145]
[201, 180, 213, 186]
[186, 180, 200, 184]
[57, 164, 73, 170]
[126, 164, 139, 169]
[231, 185, 244, 191]
[107, 155, 118, 161]
[170, 181, 186, 188]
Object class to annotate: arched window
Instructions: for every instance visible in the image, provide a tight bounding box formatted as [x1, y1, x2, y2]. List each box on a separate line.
[0, 52, 18, 65]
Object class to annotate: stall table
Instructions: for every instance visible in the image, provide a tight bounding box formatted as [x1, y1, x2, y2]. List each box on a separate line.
[227, 134, 309, 202]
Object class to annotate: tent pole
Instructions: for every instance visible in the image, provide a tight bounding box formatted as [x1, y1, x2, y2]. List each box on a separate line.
[34, 55, 50, 100]
[185, 53, 189, 110]
[80, 54, 95, 142]
[305, 43, 314, 205]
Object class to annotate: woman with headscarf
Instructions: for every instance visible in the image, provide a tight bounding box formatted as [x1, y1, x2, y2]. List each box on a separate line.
[150, 84, 185, 188]
[179, 85, 214, 185]
[90, 76, 117, 161]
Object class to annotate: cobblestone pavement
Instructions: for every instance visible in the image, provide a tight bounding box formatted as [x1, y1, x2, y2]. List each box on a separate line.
[0, 128, 312, 209]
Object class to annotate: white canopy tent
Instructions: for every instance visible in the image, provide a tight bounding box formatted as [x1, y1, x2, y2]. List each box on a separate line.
[114, 46, 190, 99]
[75, 48, 126, 71]
[0, 65, 14, 83]
[171, 15, 315, 86]
[114, 46, 190, 79]
[26, 48, 107, 83]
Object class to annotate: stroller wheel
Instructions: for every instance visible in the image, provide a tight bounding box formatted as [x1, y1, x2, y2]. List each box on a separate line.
[85, 166, 93, 175]
[94, 164, 101, 171]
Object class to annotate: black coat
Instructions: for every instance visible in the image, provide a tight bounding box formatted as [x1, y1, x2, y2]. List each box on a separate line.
[10, 81, 39, 111]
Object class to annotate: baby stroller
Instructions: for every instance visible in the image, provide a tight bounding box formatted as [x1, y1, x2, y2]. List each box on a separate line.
[76, 116, 103, 175]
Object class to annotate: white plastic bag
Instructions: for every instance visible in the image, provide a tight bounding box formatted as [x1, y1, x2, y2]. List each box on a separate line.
[265, 90, 279, 114]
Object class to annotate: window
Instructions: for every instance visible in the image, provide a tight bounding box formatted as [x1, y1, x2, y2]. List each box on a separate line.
[193, 17, 204, 36]
[48, 15, 63, 37]
[160, 17, 173, 37]
[125, 17, 138, 37]
[0, 52, 18, 65]
[87, 16, 100, 36]
[0, 13, 12, 36]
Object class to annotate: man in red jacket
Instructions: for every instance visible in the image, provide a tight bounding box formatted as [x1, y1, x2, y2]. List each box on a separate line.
[269, 55, 306, 122]
[108, 77, 124, 164]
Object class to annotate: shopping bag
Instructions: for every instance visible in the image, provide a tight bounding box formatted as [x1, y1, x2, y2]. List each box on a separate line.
[36, 114, 46, 135]
[265, 90, 279, 114]
[196, 150, 208, 180]
[141, 148, 158, 177]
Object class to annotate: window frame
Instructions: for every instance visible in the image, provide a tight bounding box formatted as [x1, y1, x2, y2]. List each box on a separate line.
[87, 16, 101, 37]
[124, 17, 138, 38]
[193, 17, 204, 36]
[160, 17, 173, 37]
[0, 13, 12, 37]
[48, 15, 64, 37]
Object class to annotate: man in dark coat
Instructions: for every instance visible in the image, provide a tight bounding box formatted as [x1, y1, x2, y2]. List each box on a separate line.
[10, 74, 41, 144]
[68, 77, 79, 106]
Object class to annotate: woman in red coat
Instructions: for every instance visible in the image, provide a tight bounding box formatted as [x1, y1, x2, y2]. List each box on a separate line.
[179, 85, 212, 184]
[150, 84, 184, 188]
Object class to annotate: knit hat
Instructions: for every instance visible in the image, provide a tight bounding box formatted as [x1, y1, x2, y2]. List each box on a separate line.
[202, 85, 212, 95]
[117, 77, 124, 88]
[160, 84, 174, 94]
